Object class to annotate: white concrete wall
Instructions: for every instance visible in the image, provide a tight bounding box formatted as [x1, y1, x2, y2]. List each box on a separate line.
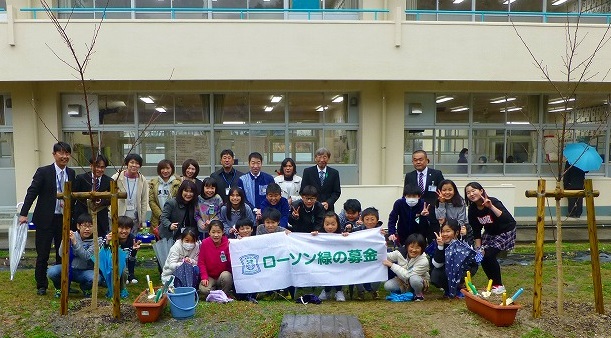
[1, 19, 611, 82]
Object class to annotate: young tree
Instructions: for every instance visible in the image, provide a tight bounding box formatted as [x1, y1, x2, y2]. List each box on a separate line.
[512, 4, 611, 315]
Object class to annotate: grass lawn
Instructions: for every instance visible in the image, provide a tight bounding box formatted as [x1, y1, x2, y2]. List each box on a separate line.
[1, 243, 610, 337]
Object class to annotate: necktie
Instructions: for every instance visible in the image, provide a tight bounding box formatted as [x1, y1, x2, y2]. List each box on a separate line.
[319, 171, 325, 186]
[418, 172, 425, 194]
[94, 177, 100, 191]
[59, 171, 65, 209]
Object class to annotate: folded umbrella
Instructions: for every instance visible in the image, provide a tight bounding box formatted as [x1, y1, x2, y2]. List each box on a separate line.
[9, 206, 28, 281]
[95, 246, 127, 298]
[152, 237, 175, 270]
[563, 142, 603, 172]
[444, 239, 477, 298]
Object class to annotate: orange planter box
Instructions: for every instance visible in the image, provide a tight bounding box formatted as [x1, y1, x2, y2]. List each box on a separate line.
[133, 289, 167, 323]
[460, 289, 521, 327]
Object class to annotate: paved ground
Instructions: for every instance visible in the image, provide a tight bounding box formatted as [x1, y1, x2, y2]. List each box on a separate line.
[279, 314, 364, 338]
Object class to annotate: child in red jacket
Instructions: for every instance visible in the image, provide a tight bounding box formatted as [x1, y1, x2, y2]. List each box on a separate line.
[198, 220, 232, 298]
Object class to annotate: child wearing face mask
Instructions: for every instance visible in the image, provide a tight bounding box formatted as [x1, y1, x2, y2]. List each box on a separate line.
[388, 184, 431, 246]
[161, 227, 201, 286]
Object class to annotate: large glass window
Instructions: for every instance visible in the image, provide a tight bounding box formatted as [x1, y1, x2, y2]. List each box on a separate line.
[174, 0, 208, 19]
[436, 93, 470, 124]
[250, 93, 285, 124]
[0, 95, 5, 125]
[135, 0, 171, 19]
[288, 93, 325, 124]
[212, 0, 247, 19]
[0, 132, 14, 167]
[435, 128, 469, 175]
[405, 91, 609, 177]
[99, 94, 135, 124]
[65, 92, 358, 181]
[473, 94, 538, 124]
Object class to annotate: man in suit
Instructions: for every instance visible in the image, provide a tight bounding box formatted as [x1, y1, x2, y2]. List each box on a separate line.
[300, 147, 341, 211]
[404, 150, 444, 239]
[210, 149, 244, 204]
[72, 154, 112, 237]
[19, 142, 76, 295]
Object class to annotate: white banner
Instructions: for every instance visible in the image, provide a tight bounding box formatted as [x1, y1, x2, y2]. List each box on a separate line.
[229, 228, 387, 293]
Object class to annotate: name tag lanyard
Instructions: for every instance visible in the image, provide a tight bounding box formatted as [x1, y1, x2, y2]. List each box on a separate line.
[126, 177, 136, 205]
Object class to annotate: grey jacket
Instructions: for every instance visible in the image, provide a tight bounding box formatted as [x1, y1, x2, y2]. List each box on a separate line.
[59, 232, 102, 270]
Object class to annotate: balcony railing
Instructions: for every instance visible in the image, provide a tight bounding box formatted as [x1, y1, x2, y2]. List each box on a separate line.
[405, 9, 611, 24]
[20, 7, 389, 21]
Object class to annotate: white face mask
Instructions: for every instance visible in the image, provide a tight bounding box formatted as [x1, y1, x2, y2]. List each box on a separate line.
[182, 243, 195, 251]
[405, 198, 419, 207]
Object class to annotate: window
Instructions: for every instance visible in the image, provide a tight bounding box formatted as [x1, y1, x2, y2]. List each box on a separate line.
[65, 92, 359, 182]
[405, 91, 608, 176]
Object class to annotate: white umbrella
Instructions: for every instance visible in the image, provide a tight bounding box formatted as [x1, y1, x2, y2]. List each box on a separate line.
[9, 202, 28, 281]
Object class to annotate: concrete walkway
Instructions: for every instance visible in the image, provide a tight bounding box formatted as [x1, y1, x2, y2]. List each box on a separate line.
[279, 315, 364, 338]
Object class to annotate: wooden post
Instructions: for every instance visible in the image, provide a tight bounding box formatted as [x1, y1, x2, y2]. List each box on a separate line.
[585, 179, 604, 314]
[525, 182, 601, 318]
[60, 181, 72, 316]
[57, 185, 126, 318]
[110, 180, 121, 319]
[532, 179, 546, 319]
[91, 208, 99, 309]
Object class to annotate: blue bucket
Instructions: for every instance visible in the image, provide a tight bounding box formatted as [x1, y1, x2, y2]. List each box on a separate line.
[167, 287, 198, 319]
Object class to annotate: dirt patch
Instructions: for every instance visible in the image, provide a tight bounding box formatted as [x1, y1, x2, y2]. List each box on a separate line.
[47, 299, 138, 336]
[517, 300, 611, 337]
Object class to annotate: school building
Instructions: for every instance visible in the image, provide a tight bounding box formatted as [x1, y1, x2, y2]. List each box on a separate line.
[1, 0, 611, 226]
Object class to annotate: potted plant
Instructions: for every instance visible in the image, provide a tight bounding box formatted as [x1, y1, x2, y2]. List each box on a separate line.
[460, 289, 521, 327]
[132, 288, 167, 323]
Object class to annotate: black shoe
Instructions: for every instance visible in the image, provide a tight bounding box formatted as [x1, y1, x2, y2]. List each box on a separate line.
[37, 288, 47, 296]
[247, 296, 258, 304]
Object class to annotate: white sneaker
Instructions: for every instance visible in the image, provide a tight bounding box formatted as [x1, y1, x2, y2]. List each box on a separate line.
[318, 290, 328, 301]
[335, 291, 346, 302]
[130, 279, 139, 284]
[492, 285, 506, 295]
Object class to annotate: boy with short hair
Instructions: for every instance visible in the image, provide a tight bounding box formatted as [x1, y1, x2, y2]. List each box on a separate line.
[388, 184, 431, 245]
[234, 218, 258, 303]
[338, 199, 362, 232]
[47, 213, 101, 298]
[258, 183, 290, 228]
[105, 216, 141, 292]
[235, 217, 255, 240]
[288, 185, 325, 233]
[257, 208, 290, 235]
[351, 207, 383, 300]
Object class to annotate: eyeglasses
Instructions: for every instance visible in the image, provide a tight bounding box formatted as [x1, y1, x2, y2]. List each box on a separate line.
[79, 224, 94, 229]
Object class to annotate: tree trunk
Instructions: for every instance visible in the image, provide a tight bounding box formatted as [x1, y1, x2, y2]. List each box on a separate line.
[555, 181, 564, 315]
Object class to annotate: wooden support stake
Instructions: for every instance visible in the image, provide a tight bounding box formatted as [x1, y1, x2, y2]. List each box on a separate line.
[585, 179, 604, 314]
[91, 209, 99, 309]
[532, 179, 545, 319]
[110, 180, 121, 319]
[60, 181, 72, 316]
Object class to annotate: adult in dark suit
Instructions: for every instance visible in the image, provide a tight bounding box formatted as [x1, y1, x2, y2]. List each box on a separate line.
[72, 154, 112, 237]
[210, 149, 244, 204]
[300, 147, 341, 211]
[404, 150, 445, 240]
[563, 160, 586, 218]
[19, 142, 76, 295]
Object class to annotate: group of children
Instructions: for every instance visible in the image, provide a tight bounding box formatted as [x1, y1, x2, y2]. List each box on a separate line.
[53, 176, 516, 304]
